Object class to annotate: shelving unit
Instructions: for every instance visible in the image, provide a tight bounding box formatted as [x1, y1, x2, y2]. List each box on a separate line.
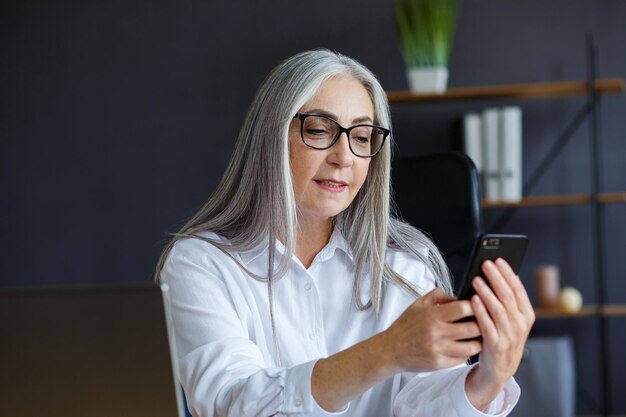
[482, 192, 626, 208]
[387, 78, 624, 103]
[534, 304, 626, 319]
[387, 40, 624, 416]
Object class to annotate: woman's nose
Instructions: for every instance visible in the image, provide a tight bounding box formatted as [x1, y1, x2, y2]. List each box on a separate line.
[326, 133, 354, 167]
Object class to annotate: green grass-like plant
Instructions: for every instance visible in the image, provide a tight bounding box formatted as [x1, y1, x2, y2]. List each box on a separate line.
[393, 0, 458, 68]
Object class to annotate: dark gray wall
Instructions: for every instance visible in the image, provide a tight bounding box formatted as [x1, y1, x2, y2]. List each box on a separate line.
[2, 0, 625, 414]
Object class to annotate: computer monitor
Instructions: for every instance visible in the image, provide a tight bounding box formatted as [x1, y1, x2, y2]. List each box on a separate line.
[0, 283, 185, 417]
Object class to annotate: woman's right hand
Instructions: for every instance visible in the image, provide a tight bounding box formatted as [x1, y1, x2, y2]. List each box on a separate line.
[311, 288, 482, 412]
[381, 288, 482, 373]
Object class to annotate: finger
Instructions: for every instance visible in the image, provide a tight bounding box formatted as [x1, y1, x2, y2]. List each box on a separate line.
[436, 300, 474, 322]
[495, 258, 534, 316]
[472, 277, 512, 334]
[481, 260, 518, 312]
[424, 355, 472, 371]
[447, 320, 482, 341]
[443, 339, 483, 358]
[471, 294, 498, 343]
[422, 287, 458, 305]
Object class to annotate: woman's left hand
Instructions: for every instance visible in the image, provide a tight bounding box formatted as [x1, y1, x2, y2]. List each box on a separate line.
[465, 257, 535, 411]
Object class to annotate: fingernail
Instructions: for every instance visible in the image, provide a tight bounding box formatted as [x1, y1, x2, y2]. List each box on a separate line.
[473, 277, 485, 287]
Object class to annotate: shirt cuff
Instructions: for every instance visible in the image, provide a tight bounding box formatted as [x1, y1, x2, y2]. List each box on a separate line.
[453, 364, 521, 417]
[283, 359, 350, 415]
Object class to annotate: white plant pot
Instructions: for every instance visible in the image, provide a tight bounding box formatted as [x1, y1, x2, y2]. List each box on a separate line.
[406, 67, 449, 93]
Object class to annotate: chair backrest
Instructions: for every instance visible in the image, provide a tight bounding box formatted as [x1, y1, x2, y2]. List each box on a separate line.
[392, 152, 483, 293]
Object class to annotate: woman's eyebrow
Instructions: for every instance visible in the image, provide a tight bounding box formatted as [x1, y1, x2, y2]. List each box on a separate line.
[352, 115, 374, 124]
[302, 108, 374, 124]
[302, 108, 336, 119]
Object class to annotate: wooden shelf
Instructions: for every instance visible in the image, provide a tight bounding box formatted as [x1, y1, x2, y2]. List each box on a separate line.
[482, 192, 626, 208]
[577, 415, 626, 417]
[534, 304, 626, 319]
[387, 78, 624, 103]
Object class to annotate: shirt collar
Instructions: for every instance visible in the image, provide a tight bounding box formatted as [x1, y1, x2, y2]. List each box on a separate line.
[238, 227, 354, 267]
[314, 227, 354, 265]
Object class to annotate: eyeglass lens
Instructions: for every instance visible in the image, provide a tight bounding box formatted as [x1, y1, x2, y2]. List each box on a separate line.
[301, 115, 385, 157]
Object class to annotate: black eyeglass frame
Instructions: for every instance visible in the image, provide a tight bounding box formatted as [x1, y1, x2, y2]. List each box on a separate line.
[293, 113, 390, 158]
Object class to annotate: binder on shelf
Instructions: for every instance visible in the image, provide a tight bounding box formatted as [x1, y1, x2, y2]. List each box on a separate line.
[463, 113, 483, 175]
[463, 107, 524, 203]
[482, 108, 500, 201]
[499, 106, 523, 202]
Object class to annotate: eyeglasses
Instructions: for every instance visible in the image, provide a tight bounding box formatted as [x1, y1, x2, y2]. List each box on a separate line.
[293, 113, 390, 158]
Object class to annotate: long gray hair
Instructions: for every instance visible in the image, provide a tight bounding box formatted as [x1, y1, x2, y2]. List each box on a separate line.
[155, 48, 452, 333]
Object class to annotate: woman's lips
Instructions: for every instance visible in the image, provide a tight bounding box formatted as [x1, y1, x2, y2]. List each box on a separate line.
[314, 179, 348, 192]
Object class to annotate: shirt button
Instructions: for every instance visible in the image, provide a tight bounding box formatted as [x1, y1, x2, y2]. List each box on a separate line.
[308, 332, 317, 341]
[294, 398, 303, 407]
[304, 282, 312, 291]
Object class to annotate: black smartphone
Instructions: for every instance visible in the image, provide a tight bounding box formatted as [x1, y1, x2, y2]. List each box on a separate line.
[457, 233, 529, 301]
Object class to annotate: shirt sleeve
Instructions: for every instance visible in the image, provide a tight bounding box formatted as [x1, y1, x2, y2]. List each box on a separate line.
[161, 239, 348, 417]
[393, 364, 520, 417]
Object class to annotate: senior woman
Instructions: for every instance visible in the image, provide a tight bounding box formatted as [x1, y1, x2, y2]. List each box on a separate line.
[156, 49, 534, 417]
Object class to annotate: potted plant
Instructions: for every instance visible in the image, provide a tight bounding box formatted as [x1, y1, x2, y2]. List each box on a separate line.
[393, 0, 459, 93]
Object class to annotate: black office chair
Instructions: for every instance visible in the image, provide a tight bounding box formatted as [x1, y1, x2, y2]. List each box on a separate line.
[392, 152, 483, 294]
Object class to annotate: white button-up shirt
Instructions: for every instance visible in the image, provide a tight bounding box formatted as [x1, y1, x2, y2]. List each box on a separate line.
[161, 229, 520, 417]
